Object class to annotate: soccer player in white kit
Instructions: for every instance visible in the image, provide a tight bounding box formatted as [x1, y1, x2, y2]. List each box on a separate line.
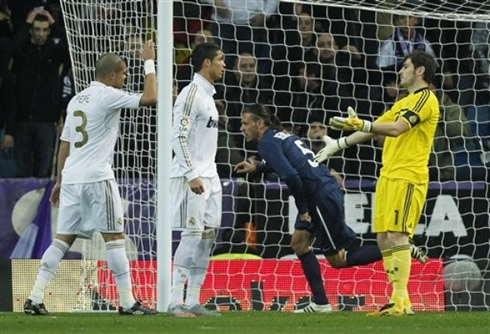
[24, 40, 158, 316]
[168, 42, 225, 317]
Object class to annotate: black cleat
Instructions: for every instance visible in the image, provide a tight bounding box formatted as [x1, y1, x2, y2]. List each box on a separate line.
[118, 301, 158, 315]
[24, 299, 49, 316]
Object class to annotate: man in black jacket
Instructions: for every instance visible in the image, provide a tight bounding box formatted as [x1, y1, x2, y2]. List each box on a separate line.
[12, 8, 67, 177]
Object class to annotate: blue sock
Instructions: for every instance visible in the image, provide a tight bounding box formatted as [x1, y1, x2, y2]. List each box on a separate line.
[345, 245, 382, 267]
[298, 250, 329, 305]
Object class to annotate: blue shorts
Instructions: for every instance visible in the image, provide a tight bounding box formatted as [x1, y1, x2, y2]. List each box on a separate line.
[295, 185, 355, 256]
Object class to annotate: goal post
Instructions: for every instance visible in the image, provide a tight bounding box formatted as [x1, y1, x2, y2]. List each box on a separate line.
[156, 0, 173, 313]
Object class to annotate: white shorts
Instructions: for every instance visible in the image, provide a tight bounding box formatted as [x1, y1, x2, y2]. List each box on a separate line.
[170, 175, 222, 231]
[57, 179, 124, 238]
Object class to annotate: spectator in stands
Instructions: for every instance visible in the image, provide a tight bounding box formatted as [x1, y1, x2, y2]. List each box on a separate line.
[11, 8, 68, 177]
[377, 14, 438, 71]
[429, 84, 487, 181]
[216, 51, 272, 135]
[173, 0, 212, 57]
[290, 62, 335, 135]
[310, 32, 369, 114]
[0, 35, 12, 144]
[306, 121, 328, 155]
[270, 10, 317, 123]
[0, 1, 13, 38]
[175, 28, 213, 91]
[123, 33, 146, 91]
[215, 100, 244, 178]
[272, 11, 316, 80]
[305, 121, 344, 187]
[0, 32, 15, 177]
[470, 21, 490, 105]
[203, 0, 278, 74]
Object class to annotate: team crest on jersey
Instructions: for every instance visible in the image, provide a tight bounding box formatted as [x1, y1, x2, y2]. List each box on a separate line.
[180, 117, 191, 129]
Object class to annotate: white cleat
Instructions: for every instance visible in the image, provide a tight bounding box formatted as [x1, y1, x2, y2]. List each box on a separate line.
[167, 304, 196, 317]
[410, 243, 428, 264]
[294, 302, 333, 313]
[188, 304, 221, 317]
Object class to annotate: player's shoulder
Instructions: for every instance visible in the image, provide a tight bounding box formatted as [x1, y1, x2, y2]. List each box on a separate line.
[406, 87, 437, 111]
[175, 82, 200, 104]
[179, 82, 200, 96]
[417, 88, 439, 110]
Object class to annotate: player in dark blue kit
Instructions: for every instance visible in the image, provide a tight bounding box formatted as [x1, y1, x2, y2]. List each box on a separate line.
[235, 104, 385, 313]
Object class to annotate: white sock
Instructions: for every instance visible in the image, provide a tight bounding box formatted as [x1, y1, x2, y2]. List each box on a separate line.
[29, 239, 70, 304]
[170, 231, 201, 306]
[186, 229, 216, 307]
[106, 239, 135, 309]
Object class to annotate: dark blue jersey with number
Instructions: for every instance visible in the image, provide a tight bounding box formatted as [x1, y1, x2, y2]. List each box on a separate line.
[257, 129, 355, 255]
[257, 129, 338, 214]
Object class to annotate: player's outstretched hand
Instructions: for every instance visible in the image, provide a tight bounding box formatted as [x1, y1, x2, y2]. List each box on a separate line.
[329, 106, 372, 132]
[141, 40, 155, 61]
[314, 135, 342, 163]
[234, 160, 257, 174]
[50, 182, 61, 207]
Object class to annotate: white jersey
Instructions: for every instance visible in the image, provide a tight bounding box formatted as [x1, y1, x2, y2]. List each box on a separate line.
[170, 73, 219, 180]
[60, 81, 142, 184]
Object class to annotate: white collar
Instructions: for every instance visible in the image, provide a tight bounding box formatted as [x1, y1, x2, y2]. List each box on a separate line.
[193, 73, 216, 97]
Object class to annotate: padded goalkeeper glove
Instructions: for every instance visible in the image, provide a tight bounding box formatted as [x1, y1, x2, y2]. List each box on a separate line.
[329, 106, 372, 132]
[314, 135, 350, 164]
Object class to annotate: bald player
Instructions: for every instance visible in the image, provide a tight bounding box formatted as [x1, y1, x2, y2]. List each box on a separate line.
[24, 41, 158, 316]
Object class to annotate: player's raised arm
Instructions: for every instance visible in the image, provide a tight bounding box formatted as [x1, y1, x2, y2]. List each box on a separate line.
[139, 39, 157, 106]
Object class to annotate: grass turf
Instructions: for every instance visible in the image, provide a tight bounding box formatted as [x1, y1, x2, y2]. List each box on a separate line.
[1, 312, 489, 334]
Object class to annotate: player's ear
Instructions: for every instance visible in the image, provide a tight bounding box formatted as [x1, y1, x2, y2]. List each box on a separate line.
[203, 58, 212, 68]
[416, 65, 425, 76]
[257, 118, 265, 128]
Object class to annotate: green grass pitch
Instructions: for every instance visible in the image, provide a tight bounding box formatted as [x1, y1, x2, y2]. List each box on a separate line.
[1, 312, 489, 334]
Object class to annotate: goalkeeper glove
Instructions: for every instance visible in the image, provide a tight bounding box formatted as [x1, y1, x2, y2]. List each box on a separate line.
[314, 135, 350, 164]
[329, 106, 372, 132]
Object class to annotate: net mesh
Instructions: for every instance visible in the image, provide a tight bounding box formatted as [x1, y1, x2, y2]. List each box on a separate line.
[58, 0, 489, 312]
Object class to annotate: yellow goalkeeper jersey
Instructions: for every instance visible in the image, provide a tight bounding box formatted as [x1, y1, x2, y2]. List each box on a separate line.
[375, 87, 439, 184]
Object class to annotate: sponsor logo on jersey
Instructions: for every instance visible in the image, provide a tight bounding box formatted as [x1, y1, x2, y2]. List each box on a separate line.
[206, 117, 219, 128]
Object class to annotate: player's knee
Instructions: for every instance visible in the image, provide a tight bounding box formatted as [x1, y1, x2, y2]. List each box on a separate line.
[291, 232, 312, 256]
[291, 239, 309, 256]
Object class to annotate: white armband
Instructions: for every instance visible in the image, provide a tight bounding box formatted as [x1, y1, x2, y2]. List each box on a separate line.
[144, 59, 156, 75]
[337, 137, 350, 149]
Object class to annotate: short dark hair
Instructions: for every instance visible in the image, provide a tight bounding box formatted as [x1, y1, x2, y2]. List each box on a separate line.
[33, 14, 50, 23]
[95, 53, 125, 78]
[243, 104, 283, 131]
[191, 42, 220, 72]
[405, 50, 437, 84]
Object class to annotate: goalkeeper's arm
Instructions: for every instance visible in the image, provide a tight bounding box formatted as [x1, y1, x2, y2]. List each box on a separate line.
[314, 132, 374, 163]
[330, 106, 410, 137]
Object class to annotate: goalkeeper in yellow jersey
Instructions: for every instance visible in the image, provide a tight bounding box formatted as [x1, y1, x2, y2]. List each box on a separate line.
[315, 50, 439, 316]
